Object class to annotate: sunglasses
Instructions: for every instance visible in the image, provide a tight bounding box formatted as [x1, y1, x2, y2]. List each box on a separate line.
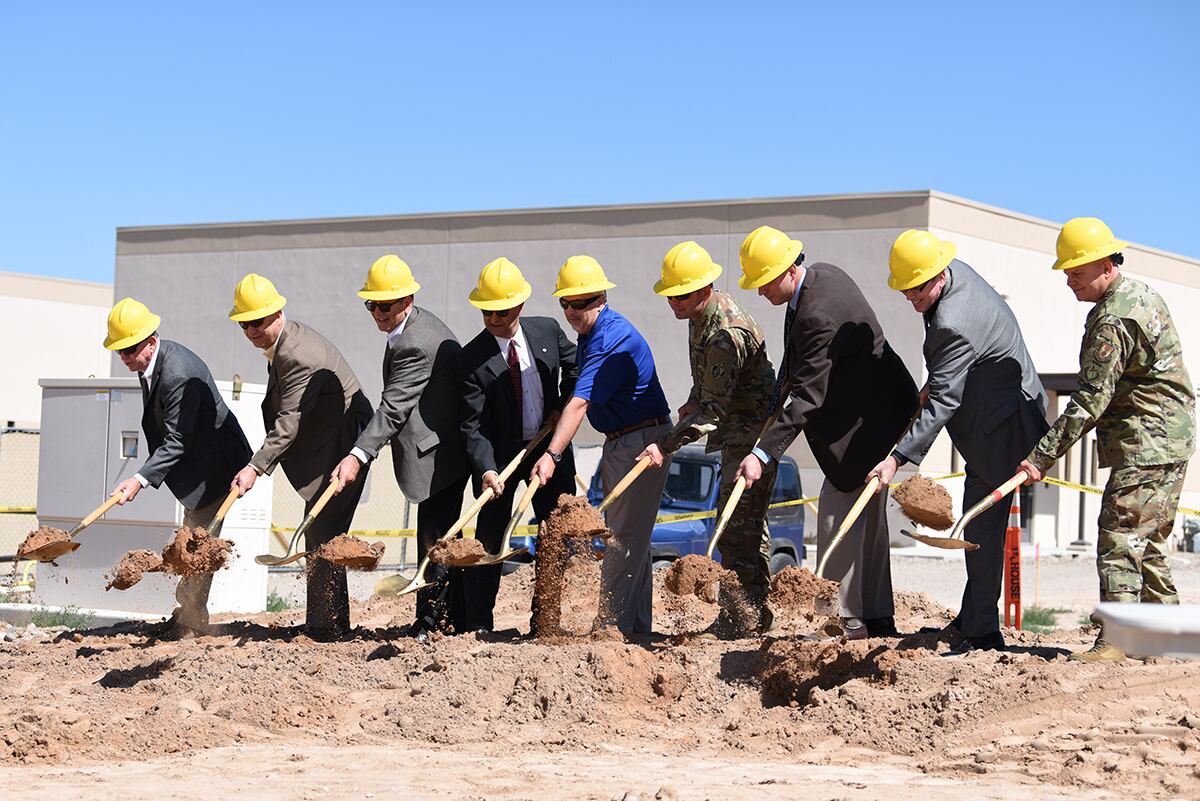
[667, 290, 698, 302]
[238, 317, 269, 331]
[117, 341, 145, 357]
[481, 307, 514, 319]
[364, 300, 399, 313]
[558, 294, 603, 312]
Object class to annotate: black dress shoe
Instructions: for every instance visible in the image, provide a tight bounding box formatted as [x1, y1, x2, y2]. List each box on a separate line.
[864, 616, 899, 638]
[947, 632, 1005, 655]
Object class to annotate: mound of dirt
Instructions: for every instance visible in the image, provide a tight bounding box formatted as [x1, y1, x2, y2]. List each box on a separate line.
[757, 638, 919, 707]
[663, 554, 725, 601]
[312, 535, 385, 570]
[892, 475, 955, 530]
[769, 566, 839, 615]
[160, 526, 232, 576]
[105, 550, 163, 591]
[533, 494, 605, 637]
[427, 537, 486, 566]
[15, 526, 71, 561]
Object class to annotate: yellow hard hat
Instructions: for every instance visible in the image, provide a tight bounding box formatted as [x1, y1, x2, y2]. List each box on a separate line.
[887, 230, 957, 291]
[654, 241, 723, 296]
[469, 257, 533, 310]
[229, 273, 287, 322]
[104, 298, 161, 350]
[358, 254, 421, 301]
[1052, 217, 1128, 271]
[738, 226, 804, 290]
[553, 255, 617, 297]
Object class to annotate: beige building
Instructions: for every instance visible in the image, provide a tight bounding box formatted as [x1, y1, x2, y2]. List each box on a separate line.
[111, 191, 1200, 552]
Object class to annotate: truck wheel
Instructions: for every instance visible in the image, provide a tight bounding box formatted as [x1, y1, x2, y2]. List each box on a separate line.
[770, 551, 798, 576]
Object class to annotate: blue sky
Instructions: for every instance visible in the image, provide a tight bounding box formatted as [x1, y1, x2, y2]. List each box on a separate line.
[2, 2, 1197, 284]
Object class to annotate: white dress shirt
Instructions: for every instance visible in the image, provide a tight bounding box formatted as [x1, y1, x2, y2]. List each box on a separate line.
[493, 325, 544, 442]
[133, 344, 162, 488]
[350, 313, 412, 465]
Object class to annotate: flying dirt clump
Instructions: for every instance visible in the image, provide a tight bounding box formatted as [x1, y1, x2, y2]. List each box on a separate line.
[664, 554, 725, 603]
[428, 537, 486, 566]
[105, 550, 163, 591]
[533, 494, 607, 637]
[891, 474, 955, 530]
[16, 526, 73, 561]
[311, 535, 385, 570]
[160, 526, 232, 576]
[770, 566, 839, 616]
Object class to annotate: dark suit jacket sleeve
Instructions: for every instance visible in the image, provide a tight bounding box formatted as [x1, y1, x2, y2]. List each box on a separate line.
[354, 344, 430, 459]
[458, 354, 497, 480]
[138, 373, 203, 487]
[894, 324, 975, 464]
[555, 322, 578, 409]
[759, 313, 837, 460]
[251, 357, 327, 475]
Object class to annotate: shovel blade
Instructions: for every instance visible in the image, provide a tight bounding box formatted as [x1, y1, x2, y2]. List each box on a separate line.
[467, 547, 530, 567]
[373, 573, 428, 597]
[22, 540, 81, 563]
[900, 529, 979, 551]
[254, 551, 307, 566]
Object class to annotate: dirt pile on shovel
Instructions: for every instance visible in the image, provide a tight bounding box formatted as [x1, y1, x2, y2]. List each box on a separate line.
[533, 494, 606, 637]
[427, 537, 486, 566]
[770, 566, 839, 618]
[663, 554, 725, 602]
[892, 474, 955, 530]
[311, 535, 385, 570]
[15, 526, 70, 561]
[104, 550, 163, 591]
[160, 526, 232, 576]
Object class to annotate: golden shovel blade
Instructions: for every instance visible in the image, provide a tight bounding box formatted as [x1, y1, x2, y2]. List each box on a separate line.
[466, 546, 530, 567]
[21, 539, 82, 563]
[900, 528, 979, 551]
[374, 572, 425, 597]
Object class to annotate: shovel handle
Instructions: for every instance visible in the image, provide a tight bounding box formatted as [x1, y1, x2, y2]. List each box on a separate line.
[705, 475, 747, 559]
[292, 478, 341, 543]
[70, 492, 124, 536]
[214, 487, 240, 524]
[948, 471, 1027, 540]
[452, 420, 555, 541]
[599, 456, 651, 512]
[816, 476, 879, 578]
[498, 475, 541, 554]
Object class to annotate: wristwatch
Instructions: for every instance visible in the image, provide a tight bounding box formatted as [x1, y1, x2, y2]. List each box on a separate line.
[546, 449, 563, 464]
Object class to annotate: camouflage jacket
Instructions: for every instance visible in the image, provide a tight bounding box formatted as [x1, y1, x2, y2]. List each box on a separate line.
[1030, 274, 1196, 470]
[663, 291, 775, 453]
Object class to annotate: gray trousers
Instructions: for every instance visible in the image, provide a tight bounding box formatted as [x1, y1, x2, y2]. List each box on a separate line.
[816, 478, 894, 620]
[173, 495, 227, 630]
[598, 422, 673, 635]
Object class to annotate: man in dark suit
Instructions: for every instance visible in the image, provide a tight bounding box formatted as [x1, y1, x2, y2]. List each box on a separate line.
[106, 297, 253, 635]
[870, 230, 1047, 653]
[736, 226, 919, 640]
[228, 274, 374, 639]
[456, 257, 578, 633]
[331, 255, 469, 640]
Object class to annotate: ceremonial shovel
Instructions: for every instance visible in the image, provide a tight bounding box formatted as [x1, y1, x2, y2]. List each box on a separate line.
[254, 479, 341, 566]
[19, 491, 124, 563]
[901, 471, 1028, 551]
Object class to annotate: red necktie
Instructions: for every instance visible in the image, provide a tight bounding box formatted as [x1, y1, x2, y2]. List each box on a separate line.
[507, 341, 522, 414]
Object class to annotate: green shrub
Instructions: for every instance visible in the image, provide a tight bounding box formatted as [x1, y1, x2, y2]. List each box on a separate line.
[266, 590, 294, 613]
[1021, 605, 1069, 634]
[30, 605, 95, 629]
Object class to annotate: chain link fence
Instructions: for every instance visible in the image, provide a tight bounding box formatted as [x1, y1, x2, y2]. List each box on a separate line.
[0, 428, 38, 558]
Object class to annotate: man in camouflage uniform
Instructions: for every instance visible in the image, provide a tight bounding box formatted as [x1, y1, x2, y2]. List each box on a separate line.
[1019, 217, 1196, 663]
[639, 241, 777, 634]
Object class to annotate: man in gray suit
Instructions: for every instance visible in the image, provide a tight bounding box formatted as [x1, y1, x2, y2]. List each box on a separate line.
[105, 297, 252, 635]
[228, 274, 373, 639]
[868, 230, 1048, 653]
[332, 255, 469, 639]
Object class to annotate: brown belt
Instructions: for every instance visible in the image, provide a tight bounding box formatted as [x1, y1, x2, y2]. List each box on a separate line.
[605, 416, 671, 441]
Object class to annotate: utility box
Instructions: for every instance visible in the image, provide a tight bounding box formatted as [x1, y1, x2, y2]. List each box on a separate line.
[35, 377, 272, 616]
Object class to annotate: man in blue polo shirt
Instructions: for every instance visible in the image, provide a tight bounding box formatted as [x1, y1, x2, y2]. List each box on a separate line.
[531, 255, 672, 636]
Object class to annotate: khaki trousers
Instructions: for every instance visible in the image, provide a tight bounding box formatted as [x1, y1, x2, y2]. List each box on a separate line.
[816, 478, 894, 620]
[173, 495, 226, 630]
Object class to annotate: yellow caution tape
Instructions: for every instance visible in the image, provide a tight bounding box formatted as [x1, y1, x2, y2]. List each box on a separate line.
[1043, 476, 1200, 517]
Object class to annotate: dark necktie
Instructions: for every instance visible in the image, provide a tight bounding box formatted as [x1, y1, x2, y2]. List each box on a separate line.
[139, 372, 150, 403]
[507, 341, 523, 419]
[768, 303, 798, 414]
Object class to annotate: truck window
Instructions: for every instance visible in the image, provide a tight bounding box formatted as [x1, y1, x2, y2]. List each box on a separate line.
[771, 461, 802, 503]
[665, 459, 716, 502]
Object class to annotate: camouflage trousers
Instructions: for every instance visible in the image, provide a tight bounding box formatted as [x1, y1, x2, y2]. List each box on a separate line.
[1095, 461, 1187, 607]
[715, 441, 775, 593]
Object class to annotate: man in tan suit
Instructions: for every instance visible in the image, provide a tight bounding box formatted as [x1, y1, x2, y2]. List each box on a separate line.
[229, 273, 373, 639]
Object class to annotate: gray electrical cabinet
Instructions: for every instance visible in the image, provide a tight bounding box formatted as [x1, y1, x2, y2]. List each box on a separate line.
[35, 377, 273, 616]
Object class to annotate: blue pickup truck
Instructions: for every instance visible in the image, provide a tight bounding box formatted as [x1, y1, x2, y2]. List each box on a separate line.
[509, 444, 806, 573]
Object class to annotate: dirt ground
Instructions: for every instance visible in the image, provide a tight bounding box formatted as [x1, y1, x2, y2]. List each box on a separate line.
[3, 554, 1200, 800]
